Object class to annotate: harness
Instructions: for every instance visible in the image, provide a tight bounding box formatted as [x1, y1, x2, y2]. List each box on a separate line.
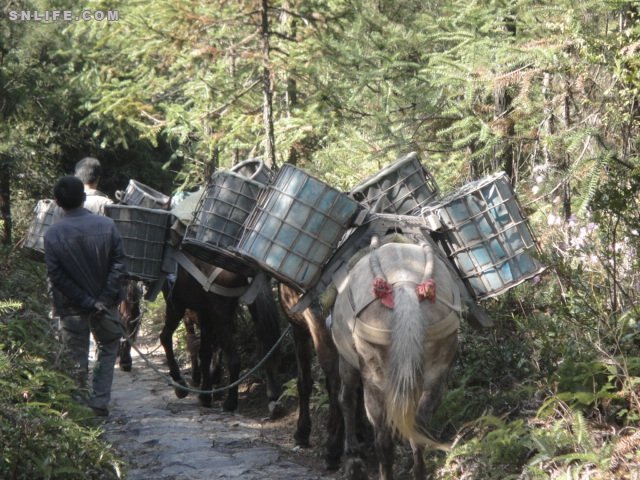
[331, 236, 461, 369]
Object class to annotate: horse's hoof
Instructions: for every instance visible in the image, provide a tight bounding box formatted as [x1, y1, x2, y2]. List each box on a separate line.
[344, 457, 368, 480]
[174, 380, 189, 399]
[294, 432, 310, 448]
[212, 391, 225, 401]
[222, 398, 238, 412]
[325, 455, 341, 471]
[119, 362, 132, 372]
[199, 394, 213, 408]
[268, 400, 285, 419]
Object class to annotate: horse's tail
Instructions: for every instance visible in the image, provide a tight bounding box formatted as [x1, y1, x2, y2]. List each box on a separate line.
[386, 285, 449, 450]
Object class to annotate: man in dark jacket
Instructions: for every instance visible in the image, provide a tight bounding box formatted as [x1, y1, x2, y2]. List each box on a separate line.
[44, 175, 126, 416]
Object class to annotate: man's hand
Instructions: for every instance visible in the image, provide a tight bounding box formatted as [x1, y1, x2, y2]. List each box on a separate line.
[94, 301, 108, 312]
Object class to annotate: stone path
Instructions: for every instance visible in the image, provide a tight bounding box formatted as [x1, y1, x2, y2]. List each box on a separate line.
[100, 335, 339, 480]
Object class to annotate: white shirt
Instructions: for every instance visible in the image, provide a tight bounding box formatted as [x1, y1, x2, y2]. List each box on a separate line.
[84, 187, 113, 215]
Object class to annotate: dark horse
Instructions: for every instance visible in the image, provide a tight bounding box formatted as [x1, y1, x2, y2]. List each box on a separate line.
[117, 280, 143, 372]
[160, 253, 282, 413]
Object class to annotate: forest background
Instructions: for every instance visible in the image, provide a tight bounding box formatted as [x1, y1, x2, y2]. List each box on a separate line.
[1, 0, 639, 478]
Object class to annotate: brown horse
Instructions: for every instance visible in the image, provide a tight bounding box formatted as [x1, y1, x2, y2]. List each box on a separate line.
[160, 253, 282, 413]
[279, 284, 344, 470]
[117, 280, 143, 372]
[332, 237, 461, 480]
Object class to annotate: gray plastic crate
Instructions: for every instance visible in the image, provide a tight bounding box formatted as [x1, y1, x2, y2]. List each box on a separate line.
[22, 199, 63, 262]
[236, 164, 362, 291]
[120, 179, 170, 210]
[181, 171, 265, 275]
[229, 157, 273, 186]
[422, 171, 544, 299]
[105, 204, 171, 281]
[350, 152, 439, 215]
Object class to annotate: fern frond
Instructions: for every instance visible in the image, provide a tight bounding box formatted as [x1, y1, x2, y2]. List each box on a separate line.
[0, 300, 22, 315]
[577, 151, 612, 213]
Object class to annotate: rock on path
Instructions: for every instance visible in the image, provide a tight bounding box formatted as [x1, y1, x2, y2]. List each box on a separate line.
[100, 336, 338, 480]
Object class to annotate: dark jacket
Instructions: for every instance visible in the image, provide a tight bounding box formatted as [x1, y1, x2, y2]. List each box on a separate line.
[44, 207, 126, 316]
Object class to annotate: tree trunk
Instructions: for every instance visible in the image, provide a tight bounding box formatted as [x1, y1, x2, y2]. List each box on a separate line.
[0, 160, 11, 245]
[494, 84, 515, 181]
[205, 146, 219, 182]
[229, 50, 241, 166]
[261, 0, 277, 169]
[282, 0, 299, 166]
[493, 10, 517, 182]
[562, 80, 572, 221]
[542, 72, 554, 166]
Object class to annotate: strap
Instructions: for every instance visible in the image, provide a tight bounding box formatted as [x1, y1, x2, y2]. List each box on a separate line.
[172, 250, 249, 298]
[354, 319, 391, 346]
[424, 309, 460, 340]
[419, 241, 435, 285]
[238, 272, 268, 305]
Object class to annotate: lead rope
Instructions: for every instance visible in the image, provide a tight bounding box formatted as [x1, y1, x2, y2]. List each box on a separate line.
[105, 309, 292, 396]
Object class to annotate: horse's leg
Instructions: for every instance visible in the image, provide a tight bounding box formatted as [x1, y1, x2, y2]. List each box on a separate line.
[306, 309, 343, 470]
[199, 305, 240, 411]
[117, 298, 132, 372]
[410, 441, 425, 480]
[361, 376, 394, 480]
[411, 335, 458, 478]
[219, 326, 240, 411]
[290, 321, 313, 448]
[118, 281, 142, 372]
[339, 358, 369, 480]
[160, 299, 189, 399]
[123, 282, 143, 371]
[210, 346, 223, 384]
[247, 282, 282, 417]
[183, 310, 201, 387]
[128, 282, 142, 343]
[197, 313, 215, 408]
[210, 342, 225, 401]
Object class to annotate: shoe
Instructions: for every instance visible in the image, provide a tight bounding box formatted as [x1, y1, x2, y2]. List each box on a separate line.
[90, 406, 109, 417]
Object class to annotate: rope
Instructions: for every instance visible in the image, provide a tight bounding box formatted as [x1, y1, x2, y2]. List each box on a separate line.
[111, 309, 292, 396]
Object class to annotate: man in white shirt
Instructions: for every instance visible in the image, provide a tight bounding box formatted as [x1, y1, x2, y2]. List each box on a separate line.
[74, 157, 113, 215]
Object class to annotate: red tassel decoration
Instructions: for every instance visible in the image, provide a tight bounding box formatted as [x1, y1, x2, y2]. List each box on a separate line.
[373, 277, 395, 308]
[416, 279, 436, 303]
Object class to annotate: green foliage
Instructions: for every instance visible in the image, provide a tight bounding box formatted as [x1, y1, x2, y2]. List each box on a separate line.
[3, 1, 640, 479]
[444, 416, 531, 478]
[277, 368, 330, 414]
[0, 299, 22, 315]
[0, 316, 125, 479]
[434, 182, 640, 478]
[0, 250, 125, 479]
[0, 0, 77, 199]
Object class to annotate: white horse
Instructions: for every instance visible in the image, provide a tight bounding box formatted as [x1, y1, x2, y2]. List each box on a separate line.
[332, 235, 461, 480]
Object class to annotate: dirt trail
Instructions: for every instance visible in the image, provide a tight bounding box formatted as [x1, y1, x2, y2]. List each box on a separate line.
[100, 331, 340, 480]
